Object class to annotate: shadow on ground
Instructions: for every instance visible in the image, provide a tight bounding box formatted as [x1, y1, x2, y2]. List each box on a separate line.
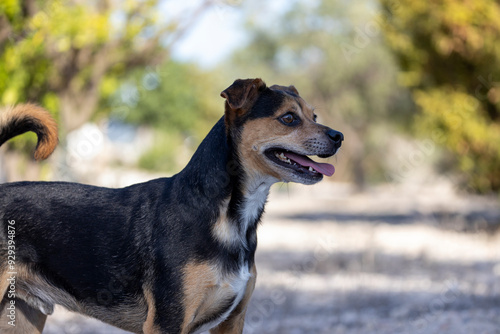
[245, 247, 500, 334]
[283, 210, 500, 232]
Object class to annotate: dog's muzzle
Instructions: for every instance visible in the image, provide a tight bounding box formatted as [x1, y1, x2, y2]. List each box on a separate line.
[317, 129, 343, 158]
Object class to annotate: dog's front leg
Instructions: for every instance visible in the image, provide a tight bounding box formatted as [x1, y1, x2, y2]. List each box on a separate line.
[209, 265, 256, 334]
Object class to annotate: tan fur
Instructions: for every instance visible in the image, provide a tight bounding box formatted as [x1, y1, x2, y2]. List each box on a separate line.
[239, 91, 330, 183]
[0, 265, 47, 333]
[181, 261, 217, 333]
[211, 198, 240, 247]
[143, 288, 161, 334]
[240, 116, 290, 180]
[0, 299, 47, 334]
[0, 269, 9, 301]
[209, 265, 257, 334]
[181, 261, 242, 334]
[0, 104, 58, 160]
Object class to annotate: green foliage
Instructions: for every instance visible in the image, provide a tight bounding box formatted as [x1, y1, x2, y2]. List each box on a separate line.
[379, 0, 500, 193]
[1, 0, 111, 154]
[138, 130, 191, 172]
[112, 61, 221, 133]
[414, 88, 500, 192]
[106, 60, 225, 172]
[1, 0, 202, 151]
[1, 1, 105, 105]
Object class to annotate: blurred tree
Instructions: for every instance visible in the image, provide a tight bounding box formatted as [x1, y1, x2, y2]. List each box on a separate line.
[0, 0, 212, 133]
[230, 0, 413, 189]
[379, 0, 500, 193]
[0, 0, 212, 180]
[104, 60, 224, 172]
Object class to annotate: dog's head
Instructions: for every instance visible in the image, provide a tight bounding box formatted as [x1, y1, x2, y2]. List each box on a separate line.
[221, 78, 343, 185]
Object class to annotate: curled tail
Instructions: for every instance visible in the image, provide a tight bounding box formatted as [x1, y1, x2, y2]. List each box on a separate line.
[0, 104, 58, 160]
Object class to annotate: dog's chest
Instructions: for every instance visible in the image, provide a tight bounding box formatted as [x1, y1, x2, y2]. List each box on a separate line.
[212, 179, 271, 249]
[183, 262, 252, 333]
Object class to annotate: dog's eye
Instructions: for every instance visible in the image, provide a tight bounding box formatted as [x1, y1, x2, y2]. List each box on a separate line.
[282, 114, 294, 123]
[279, 113, 299, 126]
[313, 114, 318, 122]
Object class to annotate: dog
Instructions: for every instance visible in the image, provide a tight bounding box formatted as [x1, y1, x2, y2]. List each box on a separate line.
[0, 78, 343, 334]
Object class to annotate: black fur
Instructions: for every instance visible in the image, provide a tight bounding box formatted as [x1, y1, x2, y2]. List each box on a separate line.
[0, 116, 48, 149]
[0, 115, 261, 332]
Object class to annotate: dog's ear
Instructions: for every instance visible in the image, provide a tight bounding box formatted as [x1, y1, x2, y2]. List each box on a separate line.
[221, 78, 266, 119]
[270, 84, 299, 96]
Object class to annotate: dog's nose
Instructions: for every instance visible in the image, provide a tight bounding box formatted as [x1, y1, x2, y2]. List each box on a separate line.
[327, 129, 344, 145]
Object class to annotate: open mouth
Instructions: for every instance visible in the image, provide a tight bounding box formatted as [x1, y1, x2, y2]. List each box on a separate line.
[265, 148, 335, 178]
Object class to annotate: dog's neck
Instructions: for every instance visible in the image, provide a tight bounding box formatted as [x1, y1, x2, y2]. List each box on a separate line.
[237, 175, 274, 234]
[176, 117, 275, 260]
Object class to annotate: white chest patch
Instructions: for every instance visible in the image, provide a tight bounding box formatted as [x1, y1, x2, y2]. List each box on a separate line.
[240, 178, 274, 231]
[212, 177, 273, 250]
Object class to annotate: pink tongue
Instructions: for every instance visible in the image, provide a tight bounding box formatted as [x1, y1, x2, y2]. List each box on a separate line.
[284, 152, 335, 176]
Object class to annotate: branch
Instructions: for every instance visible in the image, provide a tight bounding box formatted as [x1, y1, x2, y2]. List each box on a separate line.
[0, 15, 12, 49]
[21, 0, 38, 18]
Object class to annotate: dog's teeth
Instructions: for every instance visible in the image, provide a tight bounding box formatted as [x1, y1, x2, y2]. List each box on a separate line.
[276, 152, 290, 163]
[274, 152, 295, 165]
[309, 167, 314, 172]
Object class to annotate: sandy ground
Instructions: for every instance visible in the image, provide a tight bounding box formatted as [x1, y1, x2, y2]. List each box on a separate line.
[42, 182, 500, 334]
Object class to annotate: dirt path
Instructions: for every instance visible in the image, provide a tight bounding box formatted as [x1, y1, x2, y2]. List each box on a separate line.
[44, 182, 500, 334]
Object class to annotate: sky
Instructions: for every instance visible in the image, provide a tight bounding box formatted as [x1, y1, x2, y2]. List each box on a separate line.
[168, 0, 294, 68]
[169, 1, 248, 68]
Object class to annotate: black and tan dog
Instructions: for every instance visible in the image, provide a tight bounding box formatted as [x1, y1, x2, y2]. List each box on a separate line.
[0, 78, 343, 334]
